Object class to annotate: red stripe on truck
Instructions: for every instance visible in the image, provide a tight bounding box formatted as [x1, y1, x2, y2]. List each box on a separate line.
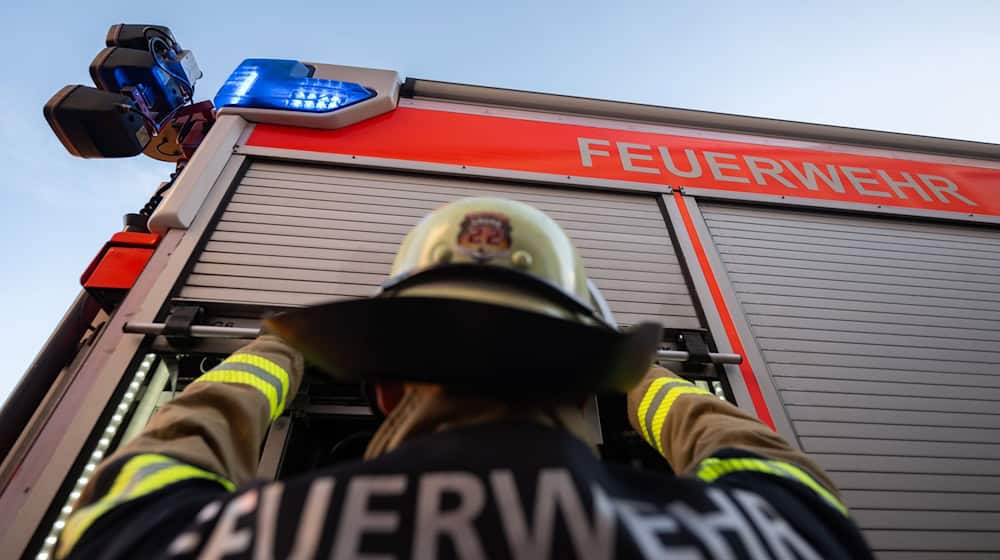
[672, 192, 776, 430]
[249, 106, 1000, 218]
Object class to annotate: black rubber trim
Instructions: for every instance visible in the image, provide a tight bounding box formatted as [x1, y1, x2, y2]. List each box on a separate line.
[399, 77, 417, 99]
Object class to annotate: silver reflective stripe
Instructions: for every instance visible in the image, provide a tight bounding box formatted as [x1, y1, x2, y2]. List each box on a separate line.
[214, 361, 284, 408]
[643, 383, 672, 445]
[111, 461, 175, 504]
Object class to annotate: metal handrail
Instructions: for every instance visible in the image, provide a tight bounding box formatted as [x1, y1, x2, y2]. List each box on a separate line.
[123, 321, 744, 365]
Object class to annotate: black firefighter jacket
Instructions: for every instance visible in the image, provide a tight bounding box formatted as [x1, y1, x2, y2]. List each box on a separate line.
[56, 336, 873, 559]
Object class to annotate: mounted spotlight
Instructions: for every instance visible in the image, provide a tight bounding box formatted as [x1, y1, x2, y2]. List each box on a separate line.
[44, 23, 210, 160]
[43, 85, 151, 158]
[90, 47, 187, 117]
[105, 24, 202, 91]
[105, 24, 177, 50]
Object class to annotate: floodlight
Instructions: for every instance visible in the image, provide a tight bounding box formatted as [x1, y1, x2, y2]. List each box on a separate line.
[104, 24, 177, 50]
[90, 47, 187, 116]
[43, 85, 151, 158]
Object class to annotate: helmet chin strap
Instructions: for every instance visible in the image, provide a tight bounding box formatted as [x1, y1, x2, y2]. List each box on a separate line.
[587, 279, 619, 330]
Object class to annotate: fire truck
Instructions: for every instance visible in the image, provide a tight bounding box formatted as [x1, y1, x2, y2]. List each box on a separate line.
[2, 24, 999, 559]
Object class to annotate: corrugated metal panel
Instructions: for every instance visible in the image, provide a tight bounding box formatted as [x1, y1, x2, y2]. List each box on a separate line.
[178, 161, 701, 328]
[700, 202, 1000, 557]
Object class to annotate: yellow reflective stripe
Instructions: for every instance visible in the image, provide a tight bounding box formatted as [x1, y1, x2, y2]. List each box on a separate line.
[636, 378, 668, 443]
[224, 354, 290, 412]
[769, 462, 848, 516]
[56, 454, 233, 559]
[636, 378, 710, 454]
[194, 369, 282, 420]
[697, 457, 848, 516]
[650, 385, 709, 455]
[636, 378, 692, 443]
[193, 353, 290, 420]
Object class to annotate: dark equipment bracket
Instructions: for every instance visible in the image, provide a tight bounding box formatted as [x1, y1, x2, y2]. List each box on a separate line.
[162, 305, 204, 349]
[676, 330, 711, 371]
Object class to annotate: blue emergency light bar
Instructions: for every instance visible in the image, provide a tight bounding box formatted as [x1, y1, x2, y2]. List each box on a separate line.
[214, 59, 376, 113]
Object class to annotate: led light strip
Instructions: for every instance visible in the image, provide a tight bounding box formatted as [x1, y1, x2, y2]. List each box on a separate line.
[692, 379, 727, 400]
[35, 353, 157, 560]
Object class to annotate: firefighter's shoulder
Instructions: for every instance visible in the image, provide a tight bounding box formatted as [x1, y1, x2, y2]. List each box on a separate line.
[158, 427, 873, 559]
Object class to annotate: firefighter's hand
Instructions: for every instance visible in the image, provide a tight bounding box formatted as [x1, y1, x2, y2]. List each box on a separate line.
[259, 316, 278, 337]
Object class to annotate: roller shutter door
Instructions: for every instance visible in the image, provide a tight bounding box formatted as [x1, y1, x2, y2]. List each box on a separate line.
[699, 201, 1000, 558]
[178, 161, 702, 329]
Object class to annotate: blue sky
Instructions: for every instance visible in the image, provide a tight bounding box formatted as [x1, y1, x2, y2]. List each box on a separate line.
[2, 0, 998, 404]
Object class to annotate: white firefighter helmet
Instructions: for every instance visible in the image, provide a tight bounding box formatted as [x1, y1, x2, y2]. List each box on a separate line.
[384, 197, 607, 326]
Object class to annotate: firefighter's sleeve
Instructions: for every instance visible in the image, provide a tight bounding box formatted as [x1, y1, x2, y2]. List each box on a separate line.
[56, 335, 303, 559]
[626, 365, 845, 508]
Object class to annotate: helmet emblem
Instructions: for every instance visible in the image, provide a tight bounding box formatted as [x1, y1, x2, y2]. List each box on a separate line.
[456, 212, 512, 262]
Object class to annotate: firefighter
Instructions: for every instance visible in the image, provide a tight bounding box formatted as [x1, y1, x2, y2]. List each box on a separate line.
[56, 198, 873, 559]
